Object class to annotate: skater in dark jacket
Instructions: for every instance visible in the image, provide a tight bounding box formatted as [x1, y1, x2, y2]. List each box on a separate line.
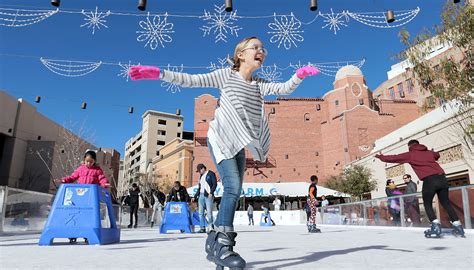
[376, 140, 465, 237]
[167, 181, 190, 202]
[128, 183, 142, 228]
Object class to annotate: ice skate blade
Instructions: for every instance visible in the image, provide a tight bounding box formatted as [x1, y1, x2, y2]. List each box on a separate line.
[424, 234, 442, 238]
[215, 265, 244, 270]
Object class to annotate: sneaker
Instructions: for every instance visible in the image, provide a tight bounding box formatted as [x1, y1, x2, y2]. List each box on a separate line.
[127, 224, 132, 228]
[151, 221, 154, 228]
[198, 228, 206, 233]
[134, 224, 138, 228]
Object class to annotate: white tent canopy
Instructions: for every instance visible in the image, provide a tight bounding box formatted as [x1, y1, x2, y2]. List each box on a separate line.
[187, 182, 350, 198]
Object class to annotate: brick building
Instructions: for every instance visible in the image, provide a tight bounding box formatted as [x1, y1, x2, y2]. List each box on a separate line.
[192, 66, 423, 186]
[373, 42, 464, 108]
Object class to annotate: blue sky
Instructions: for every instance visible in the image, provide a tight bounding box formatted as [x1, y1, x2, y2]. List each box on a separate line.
[0, 0, 448, 156]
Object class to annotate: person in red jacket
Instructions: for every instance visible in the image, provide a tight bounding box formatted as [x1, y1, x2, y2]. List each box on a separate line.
[375, 140, 465, 238]
[60, 150, 110, 244]
[61, 150, 110, 188]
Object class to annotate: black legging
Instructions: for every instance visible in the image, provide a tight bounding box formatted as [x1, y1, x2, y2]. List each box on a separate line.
[129, 204, 139, 225]
[422, 174, 458, 222]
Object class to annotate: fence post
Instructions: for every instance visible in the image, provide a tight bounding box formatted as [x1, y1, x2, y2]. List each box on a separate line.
[339, 205, 342, 225]
[399, 196, 406, 227]
[0, 186, 7, 232]
[461, 187, 472, 229]
[362, 202, 367, 226]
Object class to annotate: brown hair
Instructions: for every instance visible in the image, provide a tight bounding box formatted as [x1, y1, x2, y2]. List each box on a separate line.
[231, 36, 260, 71]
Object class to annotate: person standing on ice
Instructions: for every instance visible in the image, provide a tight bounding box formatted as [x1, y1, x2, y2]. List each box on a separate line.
[129, 36, 319, 269]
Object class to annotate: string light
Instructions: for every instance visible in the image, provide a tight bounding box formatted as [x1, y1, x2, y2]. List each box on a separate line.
[0, 6, 421, 42]
[310, 0, 318, 11]
[225, 0, 233, 12]
[138, 0, 147, 11]
[385, 10, 395, 23]
[50, 0, 60, 7]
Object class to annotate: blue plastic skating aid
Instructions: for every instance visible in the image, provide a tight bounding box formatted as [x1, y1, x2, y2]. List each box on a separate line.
[160, 202, 193, 234]
[260, 212, 273, 227]
[191, 211, 208, 227]
[38, 184, 120, 245]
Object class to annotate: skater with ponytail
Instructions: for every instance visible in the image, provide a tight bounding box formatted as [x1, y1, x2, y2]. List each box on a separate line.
[130, 36, 320, 269]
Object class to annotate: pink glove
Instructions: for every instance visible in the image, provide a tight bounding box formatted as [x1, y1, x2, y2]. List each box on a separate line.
[296, 66, 320, 79]
[129, 65, 161, 80]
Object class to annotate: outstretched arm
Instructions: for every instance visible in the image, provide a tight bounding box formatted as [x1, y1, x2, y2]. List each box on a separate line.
[375, 152, 411, 164]
[259, 66, 319, 96]
[129, 66, 229, 89]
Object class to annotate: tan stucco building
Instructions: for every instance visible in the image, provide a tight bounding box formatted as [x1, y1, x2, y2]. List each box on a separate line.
[124, 110, 184, 184]
[151, 138, 194, 190]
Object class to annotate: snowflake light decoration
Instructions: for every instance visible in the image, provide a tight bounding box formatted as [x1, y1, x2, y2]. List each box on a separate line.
[80, 6, 111, 34]
[136, 13, 174, 50]
[267, 13, 304, 50]
[200, 4, 242, 43]
[208, 57, 231, 71]
[320, 9, 349, 35]
[118, 61, 140, 82]
[161, 64, 184, 93]
[257, 65, 282, 82]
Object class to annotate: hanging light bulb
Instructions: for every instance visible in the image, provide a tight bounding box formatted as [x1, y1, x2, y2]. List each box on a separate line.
[51, 0, 60, 7]
[310, 0, 318, 11]
[138, 0, 147, 11]
[81, 102, 87, 109]
[35, 96, 41, 103]
[225, 0, 233, 12]
[385, 10, 395, 23]
[128, 106, 134, 114]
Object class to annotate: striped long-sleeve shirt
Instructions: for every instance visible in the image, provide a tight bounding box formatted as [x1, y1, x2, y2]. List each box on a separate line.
[161, 68, 303, 164]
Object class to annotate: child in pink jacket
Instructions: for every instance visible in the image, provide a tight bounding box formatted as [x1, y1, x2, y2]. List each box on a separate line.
[62, 150, 109, 188]
[61, 150, 109, 244]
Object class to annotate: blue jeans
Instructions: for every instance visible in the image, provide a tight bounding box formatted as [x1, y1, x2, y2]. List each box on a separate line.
[208, 141, 246, 230]
[198, 194, 214, 229]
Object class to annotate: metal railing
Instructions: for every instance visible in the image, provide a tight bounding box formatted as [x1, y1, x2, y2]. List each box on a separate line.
[317, 184, 473, 229]
[0, 184, 472, 232]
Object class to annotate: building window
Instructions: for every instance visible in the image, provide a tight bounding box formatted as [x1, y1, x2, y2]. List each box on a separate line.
[358, 99, 364, 105]
[388, 87, 395, 99]
[177, 132, 181, 137]
[304, 113, 311, 122]
[335, 100, 339, 106]
[177, 122, 182, 127]
[158, 119, 167, 125]
[156, 151, 160, 156]
[316, 104, 321, 111]
[406, 79, 414, 93]
[158, 130, 166, 136]
[157, 140, 166, 146]
[397, 83, 405, 98]
[285, 154, 289, 159]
